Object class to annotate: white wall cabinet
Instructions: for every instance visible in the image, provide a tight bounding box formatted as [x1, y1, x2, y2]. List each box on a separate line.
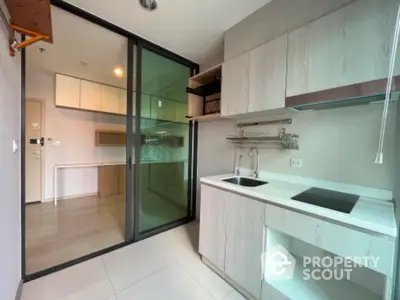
[55, 74, 81, 108]
[221, 53, 250, 116]
[102, 85, 121, 114]
[287, 0, 399, 97]
[248, 35, 287, 112]
[80, 80, 102, 111]
[225, 193, 265, 299]
[119, 88, 127, 115]
[199, 185, 227, 271]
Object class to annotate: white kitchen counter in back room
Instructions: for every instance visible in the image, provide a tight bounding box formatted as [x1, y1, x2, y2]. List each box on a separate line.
[200, 170, 397, 237]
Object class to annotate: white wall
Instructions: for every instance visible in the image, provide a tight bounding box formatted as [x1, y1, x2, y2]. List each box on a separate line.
[26, 70, 126, 200]
[224, 0, 356, 61]
[196, 119, 236, 218]
[235, 104, 397, 190]
[0, 3, 21, 298]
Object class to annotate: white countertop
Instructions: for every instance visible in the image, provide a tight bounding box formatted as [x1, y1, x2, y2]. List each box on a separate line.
[200, 170, 397, 237]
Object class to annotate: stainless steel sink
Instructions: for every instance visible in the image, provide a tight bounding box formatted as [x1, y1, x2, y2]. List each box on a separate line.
[222, 176, 267, 187]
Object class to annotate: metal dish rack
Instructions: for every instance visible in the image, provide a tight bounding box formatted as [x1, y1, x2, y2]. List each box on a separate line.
[226, 118, 299, 150]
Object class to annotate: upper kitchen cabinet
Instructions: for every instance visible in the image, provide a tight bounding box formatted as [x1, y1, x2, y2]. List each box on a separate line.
[80, 80, 102, 111]
[248, 35, 287, 112]
[306, 8, 346, 93]
[55, 74, 81, 108]
[287, 0, 400, 97]
[102, 85, 121, 114]
[286, 27, 308, 97]
[221, 52, 250, 116]
[343, 0, 398, 85]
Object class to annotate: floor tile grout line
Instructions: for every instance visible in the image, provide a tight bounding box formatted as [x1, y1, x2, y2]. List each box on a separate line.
[221, 290, 237, 300]
[116, 259, 178, 294]
[177, 260, 229, 300]
[100, 256, 119, 299]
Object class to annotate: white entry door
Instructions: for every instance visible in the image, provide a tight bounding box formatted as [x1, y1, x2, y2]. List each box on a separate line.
[26, 100, 43, 203]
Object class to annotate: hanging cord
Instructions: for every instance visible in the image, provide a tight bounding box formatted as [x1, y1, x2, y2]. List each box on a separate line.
[375, 3, 400, 164]
[0, 2, 18, 48]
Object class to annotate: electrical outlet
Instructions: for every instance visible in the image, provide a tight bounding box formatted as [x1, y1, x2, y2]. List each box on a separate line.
[291, 157, 303, 168]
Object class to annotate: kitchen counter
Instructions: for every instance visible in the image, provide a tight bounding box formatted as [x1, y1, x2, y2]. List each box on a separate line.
[201, 170, 397, 237]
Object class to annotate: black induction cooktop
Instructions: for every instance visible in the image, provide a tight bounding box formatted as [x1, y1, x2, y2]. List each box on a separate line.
[291, 188, 359, 213]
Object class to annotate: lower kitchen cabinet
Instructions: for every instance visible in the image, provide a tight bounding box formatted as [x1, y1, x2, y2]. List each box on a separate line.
[199, 185, 227, 271]
[199, 184, 266, 299]
[225, 192, 265, 299]
[261, 282, 290, 300]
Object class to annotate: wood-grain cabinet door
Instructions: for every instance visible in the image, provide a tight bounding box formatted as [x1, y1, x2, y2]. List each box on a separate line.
[55, 74, 81, 108]
[287, 26, 308, 97]
[225, 193, 265, 299]
[199, 185, 227, 271]
[306, 8, 346, 93]
[221, 53, 250, 116]
[343, 0, 398, 85]
[80, 80, 102, 111]
[248, 35, 287, 112]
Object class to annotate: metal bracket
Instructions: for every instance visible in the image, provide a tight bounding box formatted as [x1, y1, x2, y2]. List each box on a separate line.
[9, 24, 49, 56]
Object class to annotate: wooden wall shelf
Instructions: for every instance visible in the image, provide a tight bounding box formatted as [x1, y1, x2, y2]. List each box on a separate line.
[5, 0, 53, 55]
[187, 113, 221, 121]
[95, 130, 126, 147]
[95, 130, 184, 147]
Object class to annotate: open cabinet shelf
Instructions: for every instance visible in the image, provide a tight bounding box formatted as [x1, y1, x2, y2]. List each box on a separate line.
[187, 113, 221, 121]
[265, 256, 381, 300]
[187, 64, 222, 121]
[263, 227, 386, 300]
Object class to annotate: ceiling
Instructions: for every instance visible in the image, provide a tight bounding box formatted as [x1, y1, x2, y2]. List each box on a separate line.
[27, 6, 128, 89]
[63, 0, 272, 65]
[27, 6, 191, 101]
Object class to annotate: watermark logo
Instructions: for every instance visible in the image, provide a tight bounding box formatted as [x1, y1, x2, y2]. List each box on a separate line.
[261, 244, 380, 282]
[302, 255, 380, 281]
[261, 244, 296, 281]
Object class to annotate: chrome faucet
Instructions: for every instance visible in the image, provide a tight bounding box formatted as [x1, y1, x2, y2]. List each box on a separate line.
[249, 147, 259, 178]
[235, 154, 242, 176]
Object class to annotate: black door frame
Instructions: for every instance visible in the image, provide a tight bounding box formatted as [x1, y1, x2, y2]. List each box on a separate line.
[22, 1, 199, 282]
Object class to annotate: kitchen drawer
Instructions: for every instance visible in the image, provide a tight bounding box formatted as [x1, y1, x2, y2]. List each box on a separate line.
[264, 203, 395, 276]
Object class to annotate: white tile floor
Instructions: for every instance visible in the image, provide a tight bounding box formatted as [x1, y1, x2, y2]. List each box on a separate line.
[22, 222, 247, 300]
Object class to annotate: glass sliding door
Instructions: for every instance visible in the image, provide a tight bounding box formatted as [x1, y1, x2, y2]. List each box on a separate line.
[24, 6, 130, 275]
[133, 46, 193, 233]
